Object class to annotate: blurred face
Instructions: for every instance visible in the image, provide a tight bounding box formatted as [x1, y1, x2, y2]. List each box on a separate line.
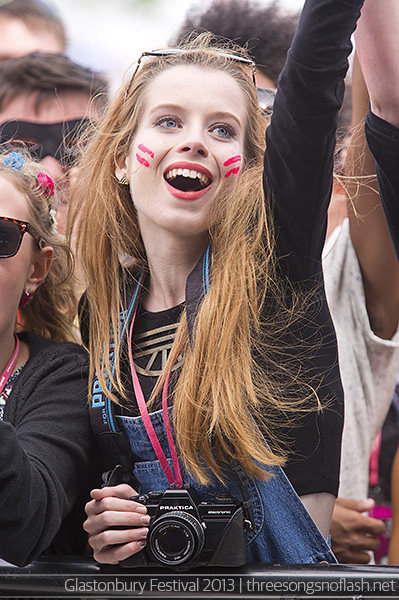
[0, 91, 94, 234]
[119, 65, 247, 252]
[0, 17, 63, 62]
[0, 175, 39, 336]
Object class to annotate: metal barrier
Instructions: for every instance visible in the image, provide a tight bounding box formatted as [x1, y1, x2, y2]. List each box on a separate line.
[1, 557, 399, 598]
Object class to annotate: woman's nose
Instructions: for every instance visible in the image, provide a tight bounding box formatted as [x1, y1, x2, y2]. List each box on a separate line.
[177, 133, 208, 157]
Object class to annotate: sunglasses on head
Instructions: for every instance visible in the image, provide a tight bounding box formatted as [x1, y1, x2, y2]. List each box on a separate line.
[0, 216, 43, 258]
[126, 48, 257, 97]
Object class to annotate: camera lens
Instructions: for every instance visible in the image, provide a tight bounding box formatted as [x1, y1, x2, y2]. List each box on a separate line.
[148, 511, 205, 566]
[158, 527, 188, 556]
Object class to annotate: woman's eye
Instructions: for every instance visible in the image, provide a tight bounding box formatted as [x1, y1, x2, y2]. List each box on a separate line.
[155, 116, 181, 129]
[211, 123, 236, 139]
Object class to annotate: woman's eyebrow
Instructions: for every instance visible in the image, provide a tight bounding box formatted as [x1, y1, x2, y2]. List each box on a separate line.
[149, 104, 243, 127]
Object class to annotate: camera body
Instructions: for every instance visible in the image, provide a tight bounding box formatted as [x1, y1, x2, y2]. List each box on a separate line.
[121, 485, 248, 570]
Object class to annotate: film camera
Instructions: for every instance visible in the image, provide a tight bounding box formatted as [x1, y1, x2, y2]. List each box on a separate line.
[120, 485, 249, 570]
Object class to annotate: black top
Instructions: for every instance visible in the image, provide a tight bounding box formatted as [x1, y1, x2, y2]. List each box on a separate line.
[83, 0, 365, 498]
[365, 111, 399, 261]
[1, 331, 100, 567]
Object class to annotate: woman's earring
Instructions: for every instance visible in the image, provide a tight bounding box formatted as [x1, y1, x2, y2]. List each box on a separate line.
[19, 286, 32, 308]
[119, 174, 129, 185]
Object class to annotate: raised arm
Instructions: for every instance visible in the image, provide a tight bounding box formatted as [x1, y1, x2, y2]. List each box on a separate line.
[355, 0, 399, 260]
[346, 54, 399, 340]
[266, 0, 365, 277]
[355, 0, 399, 128]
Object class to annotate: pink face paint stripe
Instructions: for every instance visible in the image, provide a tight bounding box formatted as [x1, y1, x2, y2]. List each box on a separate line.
[223, 155, 241, 167]
[224, 166, 240, 178]
[136, 153, 150, 168]
[138, 144, 154, 158]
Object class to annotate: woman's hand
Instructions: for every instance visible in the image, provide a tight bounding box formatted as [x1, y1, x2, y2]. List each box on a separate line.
[84, 484, 150, 564]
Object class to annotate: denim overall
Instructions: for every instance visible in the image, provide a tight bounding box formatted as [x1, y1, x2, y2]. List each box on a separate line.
[117, 408, 337, 564]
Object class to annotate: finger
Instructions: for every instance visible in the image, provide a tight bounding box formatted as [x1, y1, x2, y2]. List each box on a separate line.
[89, 525, 148, 552]
[90, 484, 138, 501]
[360, 516, 386, 536]
[85, 496, 147, 517]
[337, 549, 371, 564]
[84, 508, 150, 535]
[348, 534, 381, 552]
[335, 497, 375, 513]
[92, 539, 148, 565]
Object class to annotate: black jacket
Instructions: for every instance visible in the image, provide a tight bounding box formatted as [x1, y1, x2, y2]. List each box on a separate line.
[1, 332, 99, 566]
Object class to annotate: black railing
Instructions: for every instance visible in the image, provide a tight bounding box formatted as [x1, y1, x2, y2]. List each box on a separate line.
[1, 557, 399, 598]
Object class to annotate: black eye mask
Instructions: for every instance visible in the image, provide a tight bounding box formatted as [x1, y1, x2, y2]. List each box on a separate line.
[0, 118, 91, 165]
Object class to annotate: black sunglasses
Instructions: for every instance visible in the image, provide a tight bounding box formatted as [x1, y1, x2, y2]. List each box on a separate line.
[0, 216, 43, 258]
[126, 48, 257, 97]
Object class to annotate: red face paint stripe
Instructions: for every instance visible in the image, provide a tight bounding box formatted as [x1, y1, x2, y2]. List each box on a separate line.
[223, 155, 241, 167]
[138, 144, 154, 158]
[136, 154, 150, 168]
[224, 166, 240, 178]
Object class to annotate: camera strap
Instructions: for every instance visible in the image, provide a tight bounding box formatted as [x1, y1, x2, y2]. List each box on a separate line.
[89, 272, 145, 489]
[230, 462, 255, 531]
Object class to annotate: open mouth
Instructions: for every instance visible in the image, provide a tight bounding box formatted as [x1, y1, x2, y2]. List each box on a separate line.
[164, 168, 211, 192]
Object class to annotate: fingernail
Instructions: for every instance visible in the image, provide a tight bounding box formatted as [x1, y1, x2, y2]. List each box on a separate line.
[140, 515, 150, 525]
[138, 539, 147, 547]
[135, 505, 147, 514]
[138, 528, 148, 537]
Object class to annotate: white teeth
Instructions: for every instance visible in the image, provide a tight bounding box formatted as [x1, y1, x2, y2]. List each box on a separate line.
[165, 168, 211, 186]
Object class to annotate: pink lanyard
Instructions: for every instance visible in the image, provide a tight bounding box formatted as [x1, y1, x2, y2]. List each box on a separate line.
[0, 334, 20, 395]
[128, 306, 183, 488]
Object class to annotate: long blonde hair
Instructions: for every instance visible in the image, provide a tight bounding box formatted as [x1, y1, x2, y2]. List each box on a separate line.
[0, 150, 77, 342]
[71, 35, 321, 484]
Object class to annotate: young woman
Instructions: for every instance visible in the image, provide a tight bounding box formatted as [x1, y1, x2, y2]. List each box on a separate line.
[0, 150, 97, 566]
[78, 0, 365, 565]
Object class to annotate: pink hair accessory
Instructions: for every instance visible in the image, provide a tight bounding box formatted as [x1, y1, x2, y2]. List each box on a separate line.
[36, 172, 55, 197]
[36, 172, 57, 233]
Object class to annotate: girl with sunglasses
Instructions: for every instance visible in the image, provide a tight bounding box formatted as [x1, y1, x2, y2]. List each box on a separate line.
[77, 0, 365, 566]
[0, 150, 97, 566]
